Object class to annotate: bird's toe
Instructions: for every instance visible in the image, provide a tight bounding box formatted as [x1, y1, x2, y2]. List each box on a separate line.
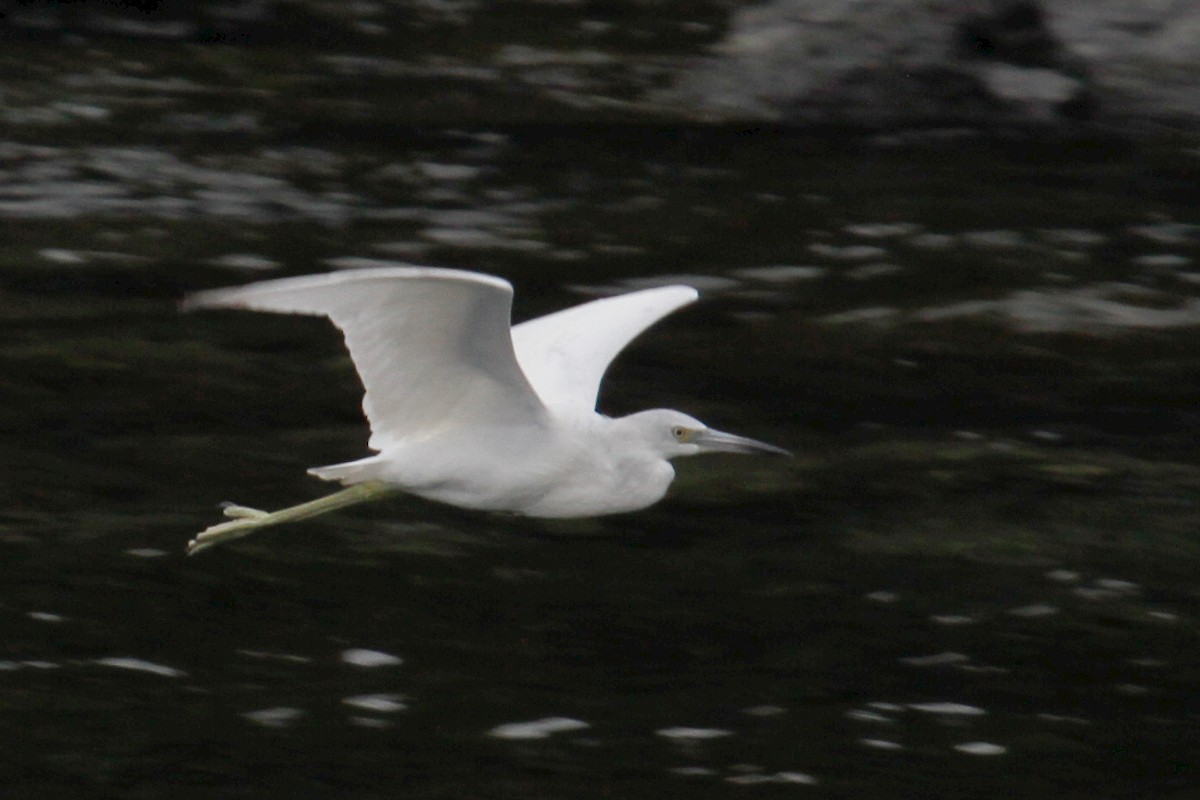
[187, 516, 263, 555]
[220, 502, 269, 520]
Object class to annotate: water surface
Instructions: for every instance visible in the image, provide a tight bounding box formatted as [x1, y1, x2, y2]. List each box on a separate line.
[2, 19, 1200, 800]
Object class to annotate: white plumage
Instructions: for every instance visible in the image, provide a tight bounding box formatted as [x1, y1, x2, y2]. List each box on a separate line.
[185, 267, 787, 554]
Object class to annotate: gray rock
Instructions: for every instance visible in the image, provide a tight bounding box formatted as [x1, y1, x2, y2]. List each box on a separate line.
[658, 0, 1200, 132]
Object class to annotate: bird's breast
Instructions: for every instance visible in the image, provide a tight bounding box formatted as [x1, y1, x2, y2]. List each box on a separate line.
[518, 451, 676, 518]
[373, 422, 676, 519]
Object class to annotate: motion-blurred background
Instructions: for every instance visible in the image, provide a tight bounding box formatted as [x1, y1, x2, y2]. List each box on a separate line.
[1, 2, 1198, 797]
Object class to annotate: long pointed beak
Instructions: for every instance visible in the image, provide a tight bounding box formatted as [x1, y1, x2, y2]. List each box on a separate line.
[693, 427, 792, 457]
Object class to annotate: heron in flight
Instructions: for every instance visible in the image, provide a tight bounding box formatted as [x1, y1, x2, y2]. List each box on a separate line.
[186, 267, 788, 555]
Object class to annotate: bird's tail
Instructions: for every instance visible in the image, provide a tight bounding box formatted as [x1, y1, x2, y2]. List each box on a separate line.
[308, 455, 390, 485]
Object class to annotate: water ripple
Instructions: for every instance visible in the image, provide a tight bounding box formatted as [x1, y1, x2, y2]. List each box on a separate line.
[340, 648, 403, 668]
[488, 717, 590, 740]
[95, 657, 187, 678]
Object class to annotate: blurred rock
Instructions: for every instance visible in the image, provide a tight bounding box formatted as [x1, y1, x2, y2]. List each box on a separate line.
[659, 0, 1200, 132]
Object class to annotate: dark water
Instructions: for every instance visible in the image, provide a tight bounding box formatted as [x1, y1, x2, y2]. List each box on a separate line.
[3, 15, 1200, 799]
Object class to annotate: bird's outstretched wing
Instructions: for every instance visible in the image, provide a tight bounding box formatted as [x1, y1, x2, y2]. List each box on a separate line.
[510, 285, 699, 413]
[184, 267, 549, 451]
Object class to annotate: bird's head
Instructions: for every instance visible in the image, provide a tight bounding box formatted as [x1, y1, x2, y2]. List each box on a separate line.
[623, 409, 791, 460]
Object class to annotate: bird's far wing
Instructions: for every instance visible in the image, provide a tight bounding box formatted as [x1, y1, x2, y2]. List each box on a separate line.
[184, 267, 549, 451]
[510, 285, 699, 413]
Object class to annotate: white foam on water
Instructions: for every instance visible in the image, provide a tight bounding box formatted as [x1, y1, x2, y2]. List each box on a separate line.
[343, 694, 407, 713]
[243, 707, 306, 728]
[488, 717, 590, 740]
[340, 648, 403, 668]
[95, 657, 186, 678]
[954, 741, 1007, 756]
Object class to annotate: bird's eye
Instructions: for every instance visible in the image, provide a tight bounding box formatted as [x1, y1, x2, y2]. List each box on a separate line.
[671, 425, 693, 443]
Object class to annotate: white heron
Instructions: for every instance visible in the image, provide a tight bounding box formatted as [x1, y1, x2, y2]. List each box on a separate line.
[185, 267, 788, 555]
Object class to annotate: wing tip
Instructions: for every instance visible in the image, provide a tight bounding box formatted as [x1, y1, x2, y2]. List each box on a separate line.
[649, 283, 701, 309]
[179, 266, 514, 313]
[180, 284, 276, 313]
[179, 288, 236, 313]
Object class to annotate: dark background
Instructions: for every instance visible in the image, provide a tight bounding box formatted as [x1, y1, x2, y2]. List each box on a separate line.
[1, 2, 1198, 797]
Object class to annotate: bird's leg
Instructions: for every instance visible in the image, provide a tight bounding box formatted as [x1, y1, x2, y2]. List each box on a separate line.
[187, 481, 395, 556]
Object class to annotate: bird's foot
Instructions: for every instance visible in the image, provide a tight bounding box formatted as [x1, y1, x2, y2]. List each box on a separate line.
[188, 511, 272, 556]
[220, 502, 269, 520]
[187, 482, 396, 557]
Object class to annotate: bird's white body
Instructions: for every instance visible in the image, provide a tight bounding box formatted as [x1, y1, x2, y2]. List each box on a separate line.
[184, 266, 786, 554]
[319, 413, 675, 517]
